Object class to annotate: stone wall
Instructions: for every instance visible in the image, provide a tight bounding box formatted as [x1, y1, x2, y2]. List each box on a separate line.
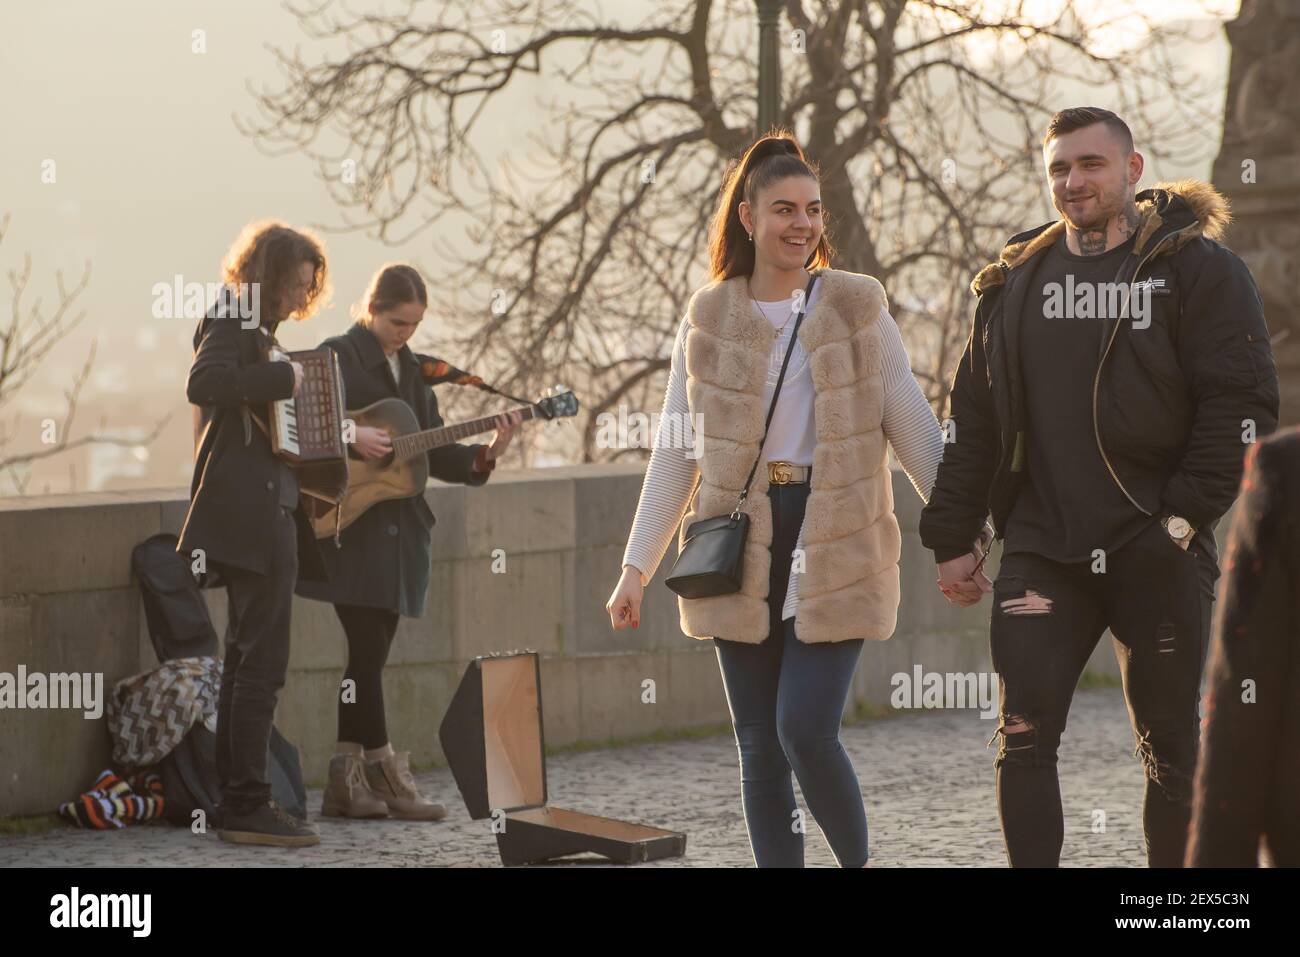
[0, 465, 1121, 817]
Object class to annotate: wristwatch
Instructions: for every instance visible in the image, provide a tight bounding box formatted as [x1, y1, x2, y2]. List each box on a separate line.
[1161, 513, 1195, 549]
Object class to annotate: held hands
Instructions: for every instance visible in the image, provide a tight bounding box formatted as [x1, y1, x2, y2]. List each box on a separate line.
[484, 410, 524, 464]
[606, 565, 644, 631]
[936, 524, 995, 607]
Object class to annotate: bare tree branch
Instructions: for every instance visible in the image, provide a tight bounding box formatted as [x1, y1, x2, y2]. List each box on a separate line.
[242, 0, 1225, 454]
[0, 215, 170, 494]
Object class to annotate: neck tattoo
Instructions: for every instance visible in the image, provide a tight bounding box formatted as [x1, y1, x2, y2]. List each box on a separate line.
[1071, 196, 1140, 256]
[1116, 197, 1141, 240]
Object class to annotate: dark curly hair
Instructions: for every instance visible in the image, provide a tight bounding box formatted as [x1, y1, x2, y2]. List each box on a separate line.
[221, 220, 330, 323]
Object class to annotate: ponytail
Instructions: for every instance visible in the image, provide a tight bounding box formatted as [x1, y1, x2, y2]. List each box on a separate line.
[706, 131, 832, 281]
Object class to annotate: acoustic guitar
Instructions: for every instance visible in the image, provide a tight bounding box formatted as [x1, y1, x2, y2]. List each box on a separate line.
[310, 387, 579, 539]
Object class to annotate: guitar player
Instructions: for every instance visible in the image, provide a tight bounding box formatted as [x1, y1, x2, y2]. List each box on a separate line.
[295, 262, 521, 822]
[179, 220, 332, 848]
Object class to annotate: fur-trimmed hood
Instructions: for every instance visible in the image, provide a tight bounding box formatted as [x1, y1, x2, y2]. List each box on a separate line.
[970, 179, 1232, 296]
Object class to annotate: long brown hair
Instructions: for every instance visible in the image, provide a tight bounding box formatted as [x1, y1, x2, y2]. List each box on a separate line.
[707, 131, 833, 282]
[354, 263, 428, 324]
[221, 220, 330, 323]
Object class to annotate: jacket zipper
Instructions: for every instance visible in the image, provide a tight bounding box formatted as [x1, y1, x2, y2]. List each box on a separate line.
[1091, 227, 1194, 515]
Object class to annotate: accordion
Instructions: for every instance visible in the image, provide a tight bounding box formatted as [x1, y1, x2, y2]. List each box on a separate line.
[266, 346, 349, 536]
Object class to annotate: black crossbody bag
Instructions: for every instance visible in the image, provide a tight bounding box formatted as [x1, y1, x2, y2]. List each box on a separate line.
[664, 274, 817, 599]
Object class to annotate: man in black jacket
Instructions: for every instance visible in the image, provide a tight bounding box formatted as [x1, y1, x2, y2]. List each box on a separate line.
[919, 108, 1280, 867]
[179, 224, 330, 847]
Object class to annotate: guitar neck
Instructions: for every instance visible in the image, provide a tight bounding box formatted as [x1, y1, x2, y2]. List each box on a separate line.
[392, 404, 538, 460]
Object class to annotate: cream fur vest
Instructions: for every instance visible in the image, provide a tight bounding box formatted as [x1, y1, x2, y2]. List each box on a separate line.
[677, 267, 901, 644]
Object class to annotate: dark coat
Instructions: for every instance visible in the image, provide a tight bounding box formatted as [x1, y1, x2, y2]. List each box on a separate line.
[177, 294, 328, 582]
[295, 322, 489, 617]
[1188, 427, 1300, 866]
[920, 181, 1280, 564]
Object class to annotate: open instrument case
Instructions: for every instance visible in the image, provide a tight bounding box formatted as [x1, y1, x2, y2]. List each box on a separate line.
[438, 651, 687, 866]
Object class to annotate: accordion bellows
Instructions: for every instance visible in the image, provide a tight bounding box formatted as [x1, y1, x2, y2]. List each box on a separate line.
[267, 347, 349, 536]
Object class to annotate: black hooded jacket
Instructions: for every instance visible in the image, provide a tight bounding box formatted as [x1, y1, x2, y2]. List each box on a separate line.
[919, 180, 1280, 564]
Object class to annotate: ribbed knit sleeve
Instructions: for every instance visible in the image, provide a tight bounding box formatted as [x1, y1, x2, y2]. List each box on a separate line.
[621, 317, 698, 586]
[877, 308, 944, 503]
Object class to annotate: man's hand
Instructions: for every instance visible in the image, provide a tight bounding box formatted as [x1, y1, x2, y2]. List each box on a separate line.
[937, 541, 993, 607]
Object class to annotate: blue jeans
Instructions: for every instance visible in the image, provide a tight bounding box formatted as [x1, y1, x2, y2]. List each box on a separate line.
[713, 483, 869, 867]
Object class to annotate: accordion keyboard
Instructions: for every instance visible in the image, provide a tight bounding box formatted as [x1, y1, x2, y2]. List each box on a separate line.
[275, 391, 300, 455]
[268, 347, 345, 463]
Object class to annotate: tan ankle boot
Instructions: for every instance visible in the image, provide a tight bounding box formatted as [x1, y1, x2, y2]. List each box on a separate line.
[321, 753, 389, 819]
[364, 751, 448, 821]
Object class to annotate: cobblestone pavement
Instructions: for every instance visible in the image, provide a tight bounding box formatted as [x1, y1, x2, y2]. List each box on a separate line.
[1, 686, 1152, 868]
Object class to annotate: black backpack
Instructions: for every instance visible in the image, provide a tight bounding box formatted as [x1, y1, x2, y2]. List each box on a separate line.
[131, 533, 309, 824]
[133, 533, 222, 660]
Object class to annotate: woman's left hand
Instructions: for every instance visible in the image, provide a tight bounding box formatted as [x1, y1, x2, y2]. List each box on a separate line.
[484, 409, 524, 463]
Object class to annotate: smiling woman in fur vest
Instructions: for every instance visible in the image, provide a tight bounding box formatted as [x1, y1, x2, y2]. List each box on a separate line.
[605, 133, 947, 867]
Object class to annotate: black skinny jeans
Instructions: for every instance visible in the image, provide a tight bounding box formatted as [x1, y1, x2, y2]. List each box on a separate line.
[334, 603, 400, 750]
[214, 505, 297, 814]
[990, 518, 1216, 867]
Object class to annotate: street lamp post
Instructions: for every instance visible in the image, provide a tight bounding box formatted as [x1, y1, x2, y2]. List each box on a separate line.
[755, 0, 783, 135]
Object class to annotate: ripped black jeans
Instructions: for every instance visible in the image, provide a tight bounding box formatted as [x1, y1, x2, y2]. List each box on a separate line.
[990, 519, 1216, 867]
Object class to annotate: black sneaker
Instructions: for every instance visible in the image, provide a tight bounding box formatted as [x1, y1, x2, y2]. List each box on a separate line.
[218, 800, 321, 847]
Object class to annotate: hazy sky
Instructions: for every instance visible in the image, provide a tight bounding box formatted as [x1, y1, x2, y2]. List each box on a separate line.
[2, 0, 1237, 494]
[2, 1, 523, 389]
[2, 1, 550, 491]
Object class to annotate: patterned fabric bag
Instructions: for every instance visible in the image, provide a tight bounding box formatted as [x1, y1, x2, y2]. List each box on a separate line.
[106, 656, 222, 769]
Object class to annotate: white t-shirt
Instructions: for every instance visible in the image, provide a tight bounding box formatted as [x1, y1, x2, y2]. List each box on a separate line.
[751, 293, 816, 465]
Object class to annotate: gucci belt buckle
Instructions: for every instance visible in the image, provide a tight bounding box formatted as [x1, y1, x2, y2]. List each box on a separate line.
[768, 461, 794, 485]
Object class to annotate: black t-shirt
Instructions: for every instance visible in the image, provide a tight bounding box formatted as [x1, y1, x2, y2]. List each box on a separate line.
[1003, 232, 1149, 562]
